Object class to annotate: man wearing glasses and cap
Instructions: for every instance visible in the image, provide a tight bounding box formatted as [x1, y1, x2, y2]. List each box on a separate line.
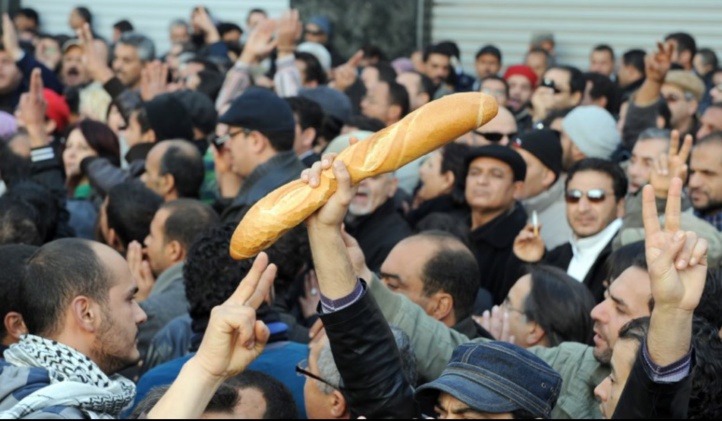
[513, 158, 627, 302]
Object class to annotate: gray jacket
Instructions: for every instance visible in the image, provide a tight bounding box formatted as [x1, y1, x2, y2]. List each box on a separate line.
[522, 177, 572, 250]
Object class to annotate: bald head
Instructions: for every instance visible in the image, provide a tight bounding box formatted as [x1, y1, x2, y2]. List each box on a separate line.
[142, 140, 205, 201]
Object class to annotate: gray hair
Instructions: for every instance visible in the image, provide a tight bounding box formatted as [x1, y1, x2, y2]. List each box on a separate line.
[169, 19, 189, 31]
[637, 128, 671, 144]
[118, 32, 156, 62]
[315, 325, 417, 395]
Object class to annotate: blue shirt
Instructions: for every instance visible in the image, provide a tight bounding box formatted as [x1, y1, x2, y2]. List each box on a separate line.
[134, 341, 309, 418]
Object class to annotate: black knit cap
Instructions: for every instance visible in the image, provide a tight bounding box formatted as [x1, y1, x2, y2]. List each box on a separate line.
[511, 129, 563, 179]
[464, 144, 527, 181]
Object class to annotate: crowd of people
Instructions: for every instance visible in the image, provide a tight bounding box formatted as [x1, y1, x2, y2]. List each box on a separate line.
[0, 3, 721, 419]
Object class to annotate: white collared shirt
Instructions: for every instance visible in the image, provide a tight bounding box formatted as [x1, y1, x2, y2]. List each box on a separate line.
[567, 218, 623, 282]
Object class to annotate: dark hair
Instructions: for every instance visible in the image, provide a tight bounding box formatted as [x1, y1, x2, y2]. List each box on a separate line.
[566, 158, 628, 201]
[440, 142, 471, 205]
[695, 128, 722, 147]
[184, 223, 255, 329]
[617, 316, 650, 348]
[0, 245, 37, 338]
[227, 370, 299, 419]
[413, 71, 436, 99]
[113, 19, 134, 33]
[592, 44, 615, 59]
[263, 225, 310, 298]
[540, 106, 573, 129]
[160, 199, 219, 251]
[387, 80, 410, 119]
[696, 48, 719, 71]
[294, 51, 328, 85]
[286, 96, 324, 133]
[72, 119, 121, 167]
[423, 44, 451, 62]
[64, 86, 80, 114]
[605, 242, 649, 310]
[523, 265, 596, 346]
[224, 40, 242, 57]
[247, 8, 268, 19]
[688, 317, 722, 419]
[186, 57, 220, 74]
[415, 213, 470, 246]
[74, 6, 93, 25]
[621, 49, 646, 75]
[583, 72, 620, 115]
[21, 239, 111, 336]
[6, 179, 60, 243]
[527, 47, 550, 60]
[159, 142, 205, 199]
[106, 182, 163, 249]
[362, 44, 387, 62]
[694, 269, 722, 331]
[371, 62, 398, 84]
[132, 381, 239, 419]
[344, 115, 386, 133]
[0, 138, 30, 185]
[656, 100, 672, 129]
[416, 231, 480, 322]
[665, 32, 697, 58]
[547, 65, 585, 95]
[195, 69, 223, 102]
[475, 45, 502, 62]
[0, 197, 41, 246]
[217, 22, 242, 38]
[17, 8, 39, 26]
[435, 41, 461, 60]
[480, 75, 509, 97]
[262, 129, 295, 152]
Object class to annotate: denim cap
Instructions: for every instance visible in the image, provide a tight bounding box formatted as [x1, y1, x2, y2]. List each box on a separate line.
[415, 342, 562, 418]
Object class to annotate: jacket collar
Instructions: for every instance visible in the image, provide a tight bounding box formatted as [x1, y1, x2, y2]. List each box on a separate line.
[124, 142, 154, 163]
[522, 176, 565, 213]
[470, 203, 528, 248]
[345, 197, 397, 231]
[238, 151, 299, 196]
[151, 261, 185, 297]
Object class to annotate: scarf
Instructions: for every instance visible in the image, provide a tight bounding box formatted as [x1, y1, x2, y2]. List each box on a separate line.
[0, 335, 135, 419]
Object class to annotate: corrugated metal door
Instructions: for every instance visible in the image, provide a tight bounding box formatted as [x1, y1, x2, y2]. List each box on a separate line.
[24, 0, 289, 55]
[432, 0, 722, 74]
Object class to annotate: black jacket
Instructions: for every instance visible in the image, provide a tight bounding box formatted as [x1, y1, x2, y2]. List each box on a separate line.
[468, 203, 528, 305]
[405, 194, 470, 230]
[320, 282, 419, 419]
[345, 199, 412, 272]
[542, 238, 613, 303]
[612, 348, 693, 419]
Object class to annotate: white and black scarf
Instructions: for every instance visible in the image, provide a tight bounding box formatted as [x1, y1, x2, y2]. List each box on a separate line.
[0, 335, 135, 419]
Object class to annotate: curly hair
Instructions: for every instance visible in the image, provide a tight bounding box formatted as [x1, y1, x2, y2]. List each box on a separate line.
[689, 317, 722, 419]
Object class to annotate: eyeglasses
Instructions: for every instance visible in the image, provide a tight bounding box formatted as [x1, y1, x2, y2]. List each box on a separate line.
[474, 130, 517, 142]
[502, 298, 525, 315]
[565, 188, 609, 204]
[210, 128, 251, 150]
[296, 359, 341, 390]
[663, 92, 693, 103]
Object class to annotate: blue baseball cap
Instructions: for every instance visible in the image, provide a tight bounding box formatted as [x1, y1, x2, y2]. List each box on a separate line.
[307, 16, 331, 36]
[415, 342, 562, 418]
[218, 87, 295, 135]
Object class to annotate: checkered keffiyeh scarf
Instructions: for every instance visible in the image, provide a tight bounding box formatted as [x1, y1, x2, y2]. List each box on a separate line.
[0, 335, 135, 419]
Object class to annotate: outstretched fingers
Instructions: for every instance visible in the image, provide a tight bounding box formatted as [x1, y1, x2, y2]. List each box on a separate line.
[642, 184, 661, 236]
[227, 252, 277, 309]
[664, 177, 683, 232]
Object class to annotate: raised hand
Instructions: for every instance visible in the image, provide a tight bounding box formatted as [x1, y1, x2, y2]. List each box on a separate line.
[301, 152, 359, 229]
[642, 178, 707, 314]
[298, 269, 321, 320]
[649, 130, 692, 198]
[276, 9, 301, 56]
[192, 6, 220, 43]
[140, 60, 169, 101]
[645, 41, 674, 84]
[473, 305, 515, 344]
[77, 23, 114, 83]
[127, 241, 155, 302]
[239, 19, 277, 65]
[513, 223, 545, 263]
[2, 14, 21, 61]
[331, 50, 363, 92]
[192, 252, 277, 380]
[18, 69, 51, 149]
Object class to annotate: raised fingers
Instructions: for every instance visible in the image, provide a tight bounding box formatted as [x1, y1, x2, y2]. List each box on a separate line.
[678, 134, 693, 163]
[663, 177, 683, 232]
[669, 130, 680, 157]
[689, 236, 708, 267]
[227, 252, 271, 306]
[675, 231, 697, 270]
[642, 184, 662, 236]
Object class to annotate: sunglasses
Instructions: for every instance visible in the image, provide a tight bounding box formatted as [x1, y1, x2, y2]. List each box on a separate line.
[296, 359, 341, 390]
[565, 189, 608, 204]
[474, 130, 517, 142]
[540, 78, 565, 94]
[209, 128, 251, 151]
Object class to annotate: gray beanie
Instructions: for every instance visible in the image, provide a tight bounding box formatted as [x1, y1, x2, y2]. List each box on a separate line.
[561, 106, 621, 160]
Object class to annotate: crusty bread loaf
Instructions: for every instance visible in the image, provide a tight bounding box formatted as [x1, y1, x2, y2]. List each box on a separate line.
[230, 92, 498, 260]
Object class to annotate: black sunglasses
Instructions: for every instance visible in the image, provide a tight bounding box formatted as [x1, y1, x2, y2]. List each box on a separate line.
[541, 78, 564, 94]
[474, 130, 517, 142]
[296, 359, 341, 390]
[565, 189, 608, 204]
[209, 128, 251, 151]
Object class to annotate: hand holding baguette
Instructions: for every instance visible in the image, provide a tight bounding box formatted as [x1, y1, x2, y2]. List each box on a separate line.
[230, 92, 499, 260]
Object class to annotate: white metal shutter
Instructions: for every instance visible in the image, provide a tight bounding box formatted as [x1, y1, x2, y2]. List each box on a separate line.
[25, 0, 289, 56]
[432, 0, 722, 75]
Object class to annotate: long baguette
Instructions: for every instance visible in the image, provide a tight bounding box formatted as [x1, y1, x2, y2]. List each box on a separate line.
[230, 92, 498, 260]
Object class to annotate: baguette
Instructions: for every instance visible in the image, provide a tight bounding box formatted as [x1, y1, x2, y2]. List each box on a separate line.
[230, 92, 498, 260]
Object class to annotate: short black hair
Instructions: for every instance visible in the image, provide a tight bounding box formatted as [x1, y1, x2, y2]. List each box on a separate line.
[263, 225, 310, 299]
[566, 158, 628, 201]
[247, 8, 268, 20]
[606, 240, 648, 285]
[0, 244, 38, 338]
[524, 265, 596, 346]
[696, 48, 719, 70]
[6, 179, 61, 243]
[480, 75, 509, 97]
[540, 106, 574, 129]
[547, 65, 586, 95]
[184, 223, 255, 328]
[160, 199, 219, 252]
[285, 96, 324, 133]
[621, 49, 646, 75]
[362, 44, 387, 62]
[475, 45, 502, 62]
[159, 142, 205, 199]
[583, 72, 620, 115]
[423, 44, 451, 62]
[106, 182, 163, 249]
[688, 317, 722, 419]
[387, 80, 410, 119]
[21, 239, 112, 336]
[0, 136, 31, 184]
[415, 213, 470, 246]
[217, 22, 242, 38]
[227, 370, 299, 419]
[592, 44, 615, 59]
[371, 62, 398, 84]
[344, 115, 386, 133]
[527, 47, 550, 60]
[665, 32, 697, 57]
[617, 316, 650, 349]
[435, 41, 461, 60]
[113, 19, 134, 33]
[416, 231, 480, 322]
[74, 6, 93, 25]
[412, 71, 436, 99]
[263, 129, 295, 152]
[0, 197, 41, 246]
[132, 381, 239, 418]
[694, 269, 722, 331]
[17, 8, 39, 26]
[294, 51, 328, 85]
[441, 142, 471, 205]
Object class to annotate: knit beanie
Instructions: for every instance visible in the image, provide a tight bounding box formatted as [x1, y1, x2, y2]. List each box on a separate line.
[561, 106, 620, 160]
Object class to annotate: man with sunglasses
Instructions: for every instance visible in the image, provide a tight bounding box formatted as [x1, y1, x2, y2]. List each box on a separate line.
[514, 158, 626, 302]
[456, 106, 518, 147]
[218, 88, 305, 223]
[530, 65, 584, 123]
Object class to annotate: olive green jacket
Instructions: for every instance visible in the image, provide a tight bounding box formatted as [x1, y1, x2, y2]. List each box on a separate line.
[368, 275, 608, 419]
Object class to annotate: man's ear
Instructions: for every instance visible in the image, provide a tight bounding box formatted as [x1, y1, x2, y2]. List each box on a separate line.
[387, 176, 399, 198]
[512, 180, 525, 200]
[388, 104, 402, 123]
[688, 99, 699, 117]
[107, 228, 125, 254]
[301, 128, 317, 150]
[329, 389, 348, 418]
[541, 168, 556, 190]
[161, 173, 175, 198]
[249, 131, 268, 154]
[44, 119, 57, 136]
[571, 91, 583, 106]
[144, 129, 157, 143]
[616, 197, 626, 218]
[166, 239, 185, 263]
[429, 292, 454, 322]
[525, 321, 547, 347]
[3, 312, 28, 342]
[70, 296, 99, 334]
